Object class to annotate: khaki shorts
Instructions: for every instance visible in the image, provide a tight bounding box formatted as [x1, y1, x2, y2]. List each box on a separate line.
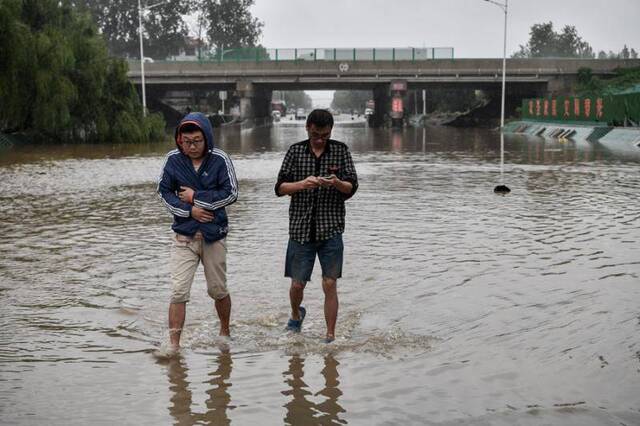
[170, 233, 227, 303]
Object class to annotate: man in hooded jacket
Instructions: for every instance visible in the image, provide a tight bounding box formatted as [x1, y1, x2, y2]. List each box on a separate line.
[157, 112, 238, 349]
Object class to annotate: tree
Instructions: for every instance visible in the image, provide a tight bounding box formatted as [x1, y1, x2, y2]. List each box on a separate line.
[79, 0, 191, 59]
[0, 0, 164, 143]
[596, 45, 639, 59]
[197, 0, 263, 50]
[621, 45, 630, 59]
[331, 91, 372, 113]
[283, 91, 312, 111]
[513, 22, 594, 58]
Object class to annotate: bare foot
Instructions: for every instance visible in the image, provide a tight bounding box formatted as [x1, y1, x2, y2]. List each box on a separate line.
[153, 343, 180, 360]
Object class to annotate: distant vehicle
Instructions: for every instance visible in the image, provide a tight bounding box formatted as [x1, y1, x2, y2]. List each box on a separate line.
[271, 110, 281, 122]
[143, 57, 154, 63]
[271, 100, 286, 115]
[364, 108, 374, 117]
[295, 108, 306, 120]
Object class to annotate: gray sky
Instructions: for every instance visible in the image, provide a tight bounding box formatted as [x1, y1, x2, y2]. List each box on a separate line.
[251, 0, 639, 58]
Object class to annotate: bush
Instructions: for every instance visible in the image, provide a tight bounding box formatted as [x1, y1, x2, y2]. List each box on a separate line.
[0, 0, 165, 143]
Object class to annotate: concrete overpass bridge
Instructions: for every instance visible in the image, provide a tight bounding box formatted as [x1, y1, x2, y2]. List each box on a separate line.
[127, 56, 640, 124]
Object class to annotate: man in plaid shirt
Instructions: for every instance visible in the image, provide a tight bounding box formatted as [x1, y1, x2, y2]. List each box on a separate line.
[275, 109, 358, 343]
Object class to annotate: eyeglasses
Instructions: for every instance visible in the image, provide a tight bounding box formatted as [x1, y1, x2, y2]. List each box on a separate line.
[308, 131, 331, 141]
[182, 138, 205, 147]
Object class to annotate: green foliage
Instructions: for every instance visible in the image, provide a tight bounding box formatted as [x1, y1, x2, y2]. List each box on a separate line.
[0, 0, 165, 143]
[282, 91, 313, 111]
[513, 22, 594, 58]
[80, 0, 191, 59]
[597, 45, 638, 59]
[576, 66, 640, 96]
[198, 0, 263, 50]
[331, 91, 372, 112]
[77, 1, 264, 60]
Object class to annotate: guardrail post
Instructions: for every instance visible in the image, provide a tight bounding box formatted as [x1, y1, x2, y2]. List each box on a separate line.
[392, 48, 395, 62]
[294, 48, 297, 61]
[275, 49, 278, 62]
[373, 48, 376, 62]
[353, 48, 356, 61]
[314, 48, 317, 62]
[333, 48, 336, 61]
[412, 48, 415, 62]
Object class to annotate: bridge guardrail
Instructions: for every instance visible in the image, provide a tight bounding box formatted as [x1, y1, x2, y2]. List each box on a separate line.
[165, 47, 455, 63]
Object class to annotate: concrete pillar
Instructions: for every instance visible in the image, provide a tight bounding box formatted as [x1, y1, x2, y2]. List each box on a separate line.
[255, 88, 272, 119]
[237, 80, 255, 119]
[236, 80, 272, 121]
[547, 76, 576, 97]
[371, 84, 390, 127]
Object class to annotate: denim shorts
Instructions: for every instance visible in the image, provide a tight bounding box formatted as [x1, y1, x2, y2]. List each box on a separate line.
[285, 233, 343, 283]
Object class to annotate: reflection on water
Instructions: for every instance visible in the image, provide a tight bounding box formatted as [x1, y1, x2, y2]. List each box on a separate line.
[1, 124, 639, 425]
[163, 350, 233, 425]
[282, 354, 345, 426]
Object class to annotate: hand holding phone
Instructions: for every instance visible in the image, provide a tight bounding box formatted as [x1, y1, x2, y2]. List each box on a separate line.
[318, 174, 337, 187]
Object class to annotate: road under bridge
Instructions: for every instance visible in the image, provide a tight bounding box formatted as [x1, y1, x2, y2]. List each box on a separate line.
[127, 58, 640, 124]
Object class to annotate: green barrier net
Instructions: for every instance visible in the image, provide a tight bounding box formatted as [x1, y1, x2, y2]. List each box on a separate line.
[175, 47, 454, 62]
[521, 93, 640, 125]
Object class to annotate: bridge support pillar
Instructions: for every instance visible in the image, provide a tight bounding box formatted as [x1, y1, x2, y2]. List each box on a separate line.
[547, 75, 577, 96]
[236, 80, 271, 121]
[371, 84, 390, 127]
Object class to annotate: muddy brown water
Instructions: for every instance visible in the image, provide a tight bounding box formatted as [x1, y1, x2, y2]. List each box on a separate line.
[1, 124, 639, 425]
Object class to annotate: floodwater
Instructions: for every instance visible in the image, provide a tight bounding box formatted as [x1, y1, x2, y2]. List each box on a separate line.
[0, 123, 639, 425]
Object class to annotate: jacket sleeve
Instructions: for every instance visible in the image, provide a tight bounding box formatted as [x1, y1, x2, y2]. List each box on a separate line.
[192, 150, 238, 211]
[157, 153, 192, 218]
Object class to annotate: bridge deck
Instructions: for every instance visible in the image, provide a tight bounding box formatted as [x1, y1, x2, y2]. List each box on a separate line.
[129, 58, 640, 86]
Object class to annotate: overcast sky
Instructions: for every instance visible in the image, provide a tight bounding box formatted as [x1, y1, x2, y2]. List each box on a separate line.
[251, 0, 640, 58]
[250, 0, 639, 106]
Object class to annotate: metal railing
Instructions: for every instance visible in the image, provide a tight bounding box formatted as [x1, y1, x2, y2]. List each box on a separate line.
[165, 47, 455, 63]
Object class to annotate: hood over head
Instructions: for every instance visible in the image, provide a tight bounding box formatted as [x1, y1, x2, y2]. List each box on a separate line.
[174, 112, 215, 154]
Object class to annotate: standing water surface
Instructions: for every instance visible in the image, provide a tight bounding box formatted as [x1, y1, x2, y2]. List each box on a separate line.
[0, 125, 639, 425]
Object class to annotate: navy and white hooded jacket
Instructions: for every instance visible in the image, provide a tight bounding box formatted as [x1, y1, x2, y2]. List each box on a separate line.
[157, 113, 238, 243]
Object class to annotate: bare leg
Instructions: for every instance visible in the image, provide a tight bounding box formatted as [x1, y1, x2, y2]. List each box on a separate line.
[290, 280, 305, 320]
[322, 277, 338, 339]
[169, 302, 186, 348]
[215, 294, 231, 336]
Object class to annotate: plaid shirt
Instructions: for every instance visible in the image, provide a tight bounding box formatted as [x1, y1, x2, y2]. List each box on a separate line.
[275, 139, 358, 243]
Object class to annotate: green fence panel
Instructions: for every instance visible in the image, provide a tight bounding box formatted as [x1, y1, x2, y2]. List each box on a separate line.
[522, 95, 630, 124]
[619, 93, 640, 123]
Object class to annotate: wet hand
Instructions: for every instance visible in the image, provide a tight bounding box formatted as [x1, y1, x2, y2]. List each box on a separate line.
[178, 186, 195, 203]
[192, 206, 214, 222]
